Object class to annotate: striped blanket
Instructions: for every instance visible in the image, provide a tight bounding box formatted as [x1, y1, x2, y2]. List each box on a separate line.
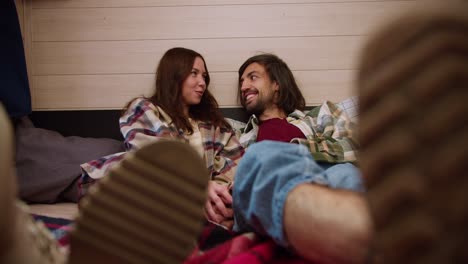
[34, 215, 308, 263]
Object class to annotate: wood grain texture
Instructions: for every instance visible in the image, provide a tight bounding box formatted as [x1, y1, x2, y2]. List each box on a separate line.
[32, 0, 410, 9]
[32, 36, 364, 75]
[26, 0, 416, 110]
[31, 2, 413, 41]
[33, 70, 354, 109]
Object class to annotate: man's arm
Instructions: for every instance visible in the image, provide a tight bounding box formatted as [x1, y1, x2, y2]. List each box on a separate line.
[284, 183, 373, 264]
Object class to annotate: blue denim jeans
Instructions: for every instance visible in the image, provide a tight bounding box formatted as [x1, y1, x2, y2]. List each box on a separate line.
[232, 140, 364, 247]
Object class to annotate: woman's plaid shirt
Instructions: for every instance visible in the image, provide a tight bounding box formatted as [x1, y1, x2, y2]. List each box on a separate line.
[81, 98, 244, 185]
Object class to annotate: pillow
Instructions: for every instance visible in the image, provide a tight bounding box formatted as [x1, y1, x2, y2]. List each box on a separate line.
[225, 117, 247, 131]
[15, 116, 125, 203]
[336, 96, 359, 124]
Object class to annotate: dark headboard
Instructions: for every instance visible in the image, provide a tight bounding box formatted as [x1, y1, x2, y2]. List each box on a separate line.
[29, 108, 250, 140]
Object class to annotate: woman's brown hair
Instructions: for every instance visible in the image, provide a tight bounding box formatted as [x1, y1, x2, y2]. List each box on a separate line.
[125, 47, 231, 133]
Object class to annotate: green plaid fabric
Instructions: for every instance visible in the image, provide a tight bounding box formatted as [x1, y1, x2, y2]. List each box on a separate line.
[238, 101, 358, 164]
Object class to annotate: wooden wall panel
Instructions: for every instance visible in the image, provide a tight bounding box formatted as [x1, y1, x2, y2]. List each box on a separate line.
[33, 74, 154, 109]
[32, 0, 410, 9]
[26, 0, 416, 110]
[33, 70, 353, 109]
[32, 2, 412, 41]
[32, 36, 364, 75]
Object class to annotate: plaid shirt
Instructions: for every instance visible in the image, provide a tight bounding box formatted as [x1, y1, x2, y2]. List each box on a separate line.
[81, 98, 244, 185]
[238, 101, 358, 163]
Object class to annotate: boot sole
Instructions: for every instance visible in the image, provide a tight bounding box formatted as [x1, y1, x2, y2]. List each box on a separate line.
[358, 3, 468, 263]
[70, 140, 209, 264]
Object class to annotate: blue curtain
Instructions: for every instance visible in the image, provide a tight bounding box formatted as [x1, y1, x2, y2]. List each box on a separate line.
[0, 0, 32, 118]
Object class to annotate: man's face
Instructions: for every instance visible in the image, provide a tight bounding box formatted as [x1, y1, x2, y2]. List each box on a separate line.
[239, 63, 279, 116]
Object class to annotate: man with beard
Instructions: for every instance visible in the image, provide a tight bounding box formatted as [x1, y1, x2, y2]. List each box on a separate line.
[228, 53, 372, 263]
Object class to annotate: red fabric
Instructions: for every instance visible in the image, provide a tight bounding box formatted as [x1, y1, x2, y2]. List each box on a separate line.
[256, 118, 305, 143]
[32, 214, 72, 248]
[185, 223, 311, 264]
[37, 215, 313, 263]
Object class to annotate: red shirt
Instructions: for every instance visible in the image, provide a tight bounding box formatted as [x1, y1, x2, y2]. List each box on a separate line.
[257, 118, 306, 143]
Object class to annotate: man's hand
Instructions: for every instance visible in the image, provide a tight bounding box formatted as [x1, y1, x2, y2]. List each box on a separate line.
[205, 181, 233, 223]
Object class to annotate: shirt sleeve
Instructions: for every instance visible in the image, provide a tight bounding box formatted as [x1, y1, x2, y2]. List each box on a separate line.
[210, 127, 245, 185]
[119, 98, 184, 151]
[290, 101, 359, 163]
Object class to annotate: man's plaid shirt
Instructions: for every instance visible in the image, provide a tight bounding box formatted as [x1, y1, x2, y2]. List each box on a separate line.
[238, 101, 358, 164]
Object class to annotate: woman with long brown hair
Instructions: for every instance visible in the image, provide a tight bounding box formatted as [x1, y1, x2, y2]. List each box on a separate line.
[80, 47, 244, 226]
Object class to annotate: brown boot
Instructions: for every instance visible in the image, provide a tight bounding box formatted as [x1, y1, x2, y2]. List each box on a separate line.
[357, 1, 468, 263]
[69, 140, 209, 264]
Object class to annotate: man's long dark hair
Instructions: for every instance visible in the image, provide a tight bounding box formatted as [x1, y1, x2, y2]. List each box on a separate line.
[238, 53, 305, 114]
[124, 47, 230, 134]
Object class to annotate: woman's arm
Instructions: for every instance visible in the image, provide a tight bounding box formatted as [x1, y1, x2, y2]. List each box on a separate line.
[204, 127, 245, 225]
[120, 98, 184, 151]
[209, 128, 244, 185]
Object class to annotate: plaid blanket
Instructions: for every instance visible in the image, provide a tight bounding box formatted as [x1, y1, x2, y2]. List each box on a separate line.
[32, 214, 72, 248]
[34, 215, 309, 263]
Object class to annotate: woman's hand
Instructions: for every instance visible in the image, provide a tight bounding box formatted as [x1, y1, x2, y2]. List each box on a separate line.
[205, 181, 233, 223]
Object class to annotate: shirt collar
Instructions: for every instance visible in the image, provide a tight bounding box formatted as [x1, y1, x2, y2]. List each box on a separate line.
[244, 109, 306, 132]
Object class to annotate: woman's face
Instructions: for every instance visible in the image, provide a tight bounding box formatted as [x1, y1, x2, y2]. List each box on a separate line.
[181, 57, 207, 112]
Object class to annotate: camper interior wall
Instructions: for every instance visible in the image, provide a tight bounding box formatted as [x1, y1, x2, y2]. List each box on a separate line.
[16, 0, 416, 111]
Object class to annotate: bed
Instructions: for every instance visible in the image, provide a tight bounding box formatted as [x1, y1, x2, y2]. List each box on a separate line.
[14, 97, 358, 263]
[4, 0, 368, 261]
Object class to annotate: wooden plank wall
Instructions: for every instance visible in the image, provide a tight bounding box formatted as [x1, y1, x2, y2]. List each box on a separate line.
[19, 0, 416, 110]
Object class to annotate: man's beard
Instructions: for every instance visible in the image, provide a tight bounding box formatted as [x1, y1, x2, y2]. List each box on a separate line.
[243, 100, 266, 116]
[242, 92, 274, 117]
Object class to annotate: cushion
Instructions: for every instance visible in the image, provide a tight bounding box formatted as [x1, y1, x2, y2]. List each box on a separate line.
[15, 116, 125, 203]
[226, 117, 247, 131]
[336, 96, 359, 123]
